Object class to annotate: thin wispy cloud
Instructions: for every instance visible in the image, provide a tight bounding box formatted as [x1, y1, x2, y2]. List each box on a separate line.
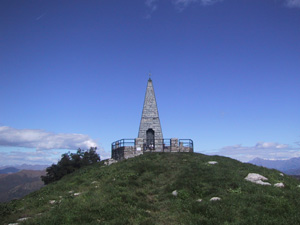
[200, 0, 223, 5]
[172, 0, 197, 7]
[205, 142, 300, 162]
[173, 0, 223, 11]
[285, 0, 300, 8]
[0, 146, 110, 166]
[0, 126, 97, 150]
[36, 12, 46, 21]
[146, 0, 158, 11]
[173, 0, 222, 8]
[144, 0, 222, 15]
[145, 0, 159, 18]
[144, 0, 300, 14]
[0, 149, 60, 166]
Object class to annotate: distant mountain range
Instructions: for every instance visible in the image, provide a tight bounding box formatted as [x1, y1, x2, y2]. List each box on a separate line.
[0, 169, 46, 202]
[0, 164, 49, 172]
[249, 157, 300, 175]
[0, 167, 20, 174]
[0, 164, 49, 202]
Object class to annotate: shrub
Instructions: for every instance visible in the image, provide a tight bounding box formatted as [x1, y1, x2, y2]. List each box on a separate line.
[41, 147, 100, 184]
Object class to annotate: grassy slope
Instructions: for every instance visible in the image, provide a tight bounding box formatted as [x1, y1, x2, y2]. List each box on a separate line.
[1, 153, 300, 225]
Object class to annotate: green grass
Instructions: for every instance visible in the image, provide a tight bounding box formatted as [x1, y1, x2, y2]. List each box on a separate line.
[1, 153, 300, 225]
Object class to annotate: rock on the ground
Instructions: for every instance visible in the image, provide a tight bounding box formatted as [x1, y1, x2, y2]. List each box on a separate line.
[74, 192, 81, 196]
[208, 161, 218, 165]
[244, 173, 271, 186]
[196, 199, 202, 202]
[279, 173, 284, 176]
[274, 183, 285, 188]
[172, 190, 178, 196]
[210, 197, 221, 201]
[17, 217, 31, 222]
[49, 200, 56, 204]
[104, 158, 117, 166]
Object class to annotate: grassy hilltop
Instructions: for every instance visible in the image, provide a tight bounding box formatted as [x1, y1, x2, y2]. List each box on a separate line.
[1, 153, 300, 225]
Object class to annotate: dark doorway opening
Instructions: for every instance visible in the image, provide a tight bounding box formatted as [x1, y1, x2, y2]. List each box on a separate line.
[146, 129, 155, 150]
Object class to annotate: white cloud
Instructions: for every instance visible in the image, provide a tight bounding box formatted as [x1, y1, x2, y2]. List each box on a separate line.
[144, 0, 222, 15]
[0, 146, 110, 166]
[204, 142, 300, 162]
[0, 126, 97, 150]
[285, 0, 300, 8]
[36, 12, 46, 21]
[172, 0, 222, 10]
[254, 142, 289, 149]
[0, 148, 60, 166]
[144, 0, 300, 13]
[172, 0, 197, 7]
[145, 0, 159, 18]
[172, 0, 300, 9]
[146, 0, 158, 11]
[173, 0, 221, 6]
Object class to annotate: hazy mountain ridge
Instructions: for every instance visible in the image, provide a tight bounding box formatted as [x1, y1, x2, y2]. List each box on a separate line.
[0, 167, 20, 174]
[249, 157, 300, 175]
[1, 153, 300, 225]
[0, 169, 46, 202]
[0, 164, 49, 171]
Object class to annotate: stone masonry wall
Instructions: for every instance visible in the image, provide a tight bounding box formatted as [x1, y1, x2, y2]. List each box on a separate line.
[111, 138, 193, 160]
[138, 79, 163, 141]
[124, 146, 143, 159]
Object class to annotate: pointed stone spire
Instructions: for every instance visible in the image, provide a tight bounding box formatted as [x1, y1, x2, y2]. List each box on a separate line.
[138, 78, 163, 148]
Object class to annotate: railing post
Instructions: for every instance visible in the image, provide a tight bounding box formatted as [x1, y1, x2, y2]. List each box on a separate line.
[135, 138, 144, 153]
[171, 138, 179, 152]
[179, 142, 184, 152]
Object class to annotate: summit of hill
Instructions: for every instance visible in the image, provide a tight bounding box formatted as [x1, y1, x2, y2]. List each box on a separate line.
[1, 153, 300, 225]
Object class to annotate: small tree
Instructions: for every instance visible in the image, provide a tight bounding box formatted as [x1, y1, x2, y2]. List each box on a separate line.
[41, 147, 100, 185]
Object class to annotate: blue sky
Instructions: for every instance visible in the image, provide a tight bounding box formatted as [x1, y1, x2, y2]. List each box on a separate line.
[0, 0, 299, 165]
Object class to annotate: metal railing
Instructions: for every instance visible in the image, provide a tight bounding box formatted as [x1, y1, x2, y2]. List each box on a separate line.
[142, 139, 171, 152]
[111, 138, 193, 152]
[179, 139, 193, 149]
[111, 139, 135, 151]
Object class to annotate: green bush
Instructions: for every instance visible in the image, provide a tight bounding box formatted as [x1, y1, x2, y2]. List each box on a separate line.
[41, 147, 100, 185]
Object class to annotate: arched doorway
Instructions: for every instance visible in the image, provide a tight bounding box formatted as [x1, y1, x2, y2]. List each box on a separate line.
[146, 129, 155, 150]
